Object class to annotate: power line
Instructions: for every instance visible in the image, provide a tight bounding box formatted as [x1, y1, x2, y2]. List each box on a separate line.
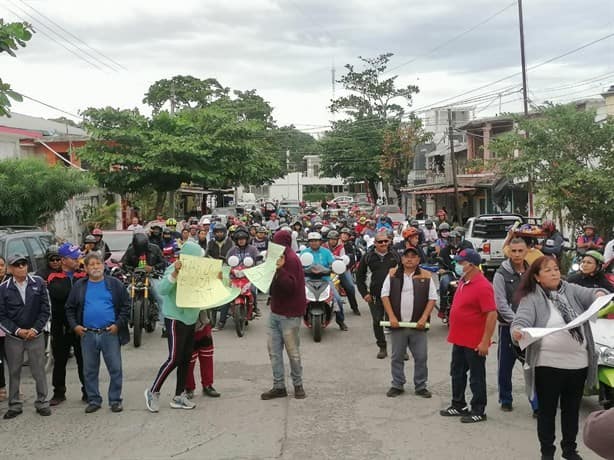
[13, 91, 82, 119]
[0, 2, 108, 71]
[410, 31, 614, 114]
[386, 1, 517, 74]
[15, 0, 125, 71]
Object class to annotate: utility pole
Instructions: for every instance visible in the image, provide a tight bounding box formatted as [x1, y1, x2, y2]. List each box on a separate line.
[448, 109, 462, 224]
[517, 0, 534, 216]
[168, 81, 177, 216]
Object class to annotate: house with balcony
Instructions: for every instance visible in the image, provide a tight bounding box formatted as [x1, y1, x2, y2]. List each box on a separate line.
[401, 108, 520, 223]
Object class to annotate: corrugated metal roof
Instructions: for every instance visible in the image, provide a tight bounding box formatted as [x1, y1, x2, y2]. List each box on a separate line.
[0, 112, 86, 137]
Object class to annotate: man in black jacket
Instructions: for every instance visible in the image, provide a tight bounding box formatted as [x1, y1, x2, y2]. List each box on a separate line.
[0, 254, 51, 419]
[65, 252, 131, 414]
[48, 243, 88, 406]
[356, 232, 400, 358]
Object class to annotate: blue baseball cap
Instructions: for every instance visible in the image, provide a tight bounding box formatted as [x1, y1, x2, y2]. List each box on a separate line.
[454, 248, 481, 265]
[58, 243, 82, 259]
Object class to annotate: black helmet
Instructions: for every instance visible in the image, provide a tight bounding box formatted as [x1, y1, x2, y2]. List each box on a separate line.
[425, 219, 434, 227]
[438, 223, 451, 231]
[132, 232, 149, 255]
[340, 227, 351, 235]
[46, 244, 59, 259]
[213, 223, 227, 241]
[256, 226, 267, 234]
[84, 235, 97, 244]
[327, 230, 340, 240]
[410, 219, 419, 227]
[232, 227, 250, 243]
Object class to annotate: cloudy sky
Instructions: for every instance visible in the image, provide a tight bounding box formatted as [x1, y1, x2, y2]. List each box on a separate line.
[1, 0, 613, 132]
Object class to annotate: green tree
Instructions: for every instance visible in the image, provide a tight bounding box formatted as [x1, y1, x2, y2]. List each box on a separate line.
[0, 19, 34, 116]
[0, 158, 92, 225]
[321, 53, 420, 200]
[270, 125, 319, 174]
[490, 103, 614, 234]
[142, 75, 228, 114]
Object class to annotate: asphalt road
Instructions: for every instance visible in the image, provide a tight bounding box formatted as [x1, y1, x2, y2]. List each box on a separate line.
[0, 297, 603, 460]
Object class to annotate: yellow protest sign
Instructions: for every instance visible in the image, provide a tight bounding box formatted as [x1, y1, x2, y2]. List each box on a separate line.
[243, 242, 285, 293]
[176, 254, 240, 309]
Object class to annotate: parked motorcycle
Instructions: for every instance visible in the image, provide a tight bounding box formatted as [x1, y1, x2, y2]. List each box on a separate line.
[300, 252, 346, 342]
[227, 255, 256, 337]
[591, 300, 614, 409]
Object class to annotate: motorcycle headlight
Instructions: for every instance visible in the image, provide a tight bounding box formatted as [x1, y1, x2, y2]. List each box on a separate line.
[571, 263, 580, 272]
[597, 344, 614, 366]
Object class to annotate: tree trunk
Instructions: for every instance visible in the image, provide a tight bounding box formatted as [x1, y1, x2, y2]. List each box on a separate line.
[155, 190, 166, 216]
[367, 179, 378, 203]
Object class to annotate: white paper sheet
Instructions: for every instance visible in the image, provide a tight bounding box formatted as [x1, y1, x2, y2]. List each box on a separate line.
[518, 293, 614, 350]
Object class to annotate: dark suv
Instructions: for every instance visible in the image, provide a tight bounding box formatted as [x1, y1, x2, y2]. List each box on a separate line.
[0, 226, 55, 273]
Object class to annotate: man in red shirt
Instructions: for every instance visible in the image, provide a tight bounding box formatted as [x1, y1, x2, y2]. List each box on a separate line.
[440, 249, 497, 423]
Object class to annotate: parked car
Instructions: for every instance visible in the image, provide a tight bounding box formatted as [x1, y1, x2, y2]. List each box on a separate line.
[465, 214, 528, 275]
[329, 196, 354, 208]
[103, 230, 134, 263]
[0, 226, 54, 273]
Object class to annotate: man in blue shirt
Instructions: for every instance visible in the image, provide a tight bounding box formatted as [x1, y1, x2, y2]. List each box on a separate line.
[65, 252, 130, 414]
[300, 232, 348, 331]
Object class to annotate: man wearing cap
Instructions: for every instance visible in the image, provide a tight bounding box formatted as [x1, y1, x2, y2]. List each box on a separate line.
[265, 213, 280, 233]
[381, 247, 438, 398]
[48, 242, 88, 406]
[356, 232, 401, 358]
[440, 248, 497, 423]
[65, 252, 131, 413]
[0, 254, 51, 419]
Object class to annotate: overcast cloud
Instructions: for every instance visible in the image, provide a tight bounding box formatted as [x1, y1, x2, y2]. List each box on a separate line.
[1, 0, 612, 131]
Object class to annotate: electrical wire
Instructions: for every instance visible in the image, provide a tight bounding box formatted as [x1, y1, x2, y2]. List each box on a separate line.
[15, 0, 125, 71]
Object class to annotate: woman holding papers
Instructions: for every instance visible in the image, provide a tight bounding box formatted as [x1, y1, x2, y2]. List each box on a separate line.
[511, 256, 607, 460]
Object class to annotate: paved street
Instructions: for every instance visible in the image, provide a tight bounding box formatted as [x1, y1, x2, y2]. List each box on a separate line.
[0, 297, 603, 460]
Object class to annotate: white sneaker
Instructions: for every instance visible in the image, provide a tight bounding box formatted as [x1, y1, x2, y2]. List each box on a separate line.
[145, 388, 160, 413]
[170, 393, 196, 410]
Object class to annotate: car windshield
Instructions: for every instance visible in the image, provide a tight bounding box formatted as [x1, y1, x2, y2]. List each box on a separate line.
[104, 232, 134, 251]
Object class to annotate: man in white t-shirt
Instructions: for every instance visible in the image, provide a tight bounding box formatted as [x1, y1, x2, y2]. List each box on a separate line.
[381, 247, 438, 398]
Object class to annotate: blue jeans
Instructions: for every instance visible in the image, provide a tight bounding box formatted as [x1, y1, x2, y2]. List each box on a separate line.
[267, 313, 302, 389]
[339, 270, 359, 311]
[329, 280, 344, 322]
[81, 330, 123, 406]
[498, 325, 539, 410]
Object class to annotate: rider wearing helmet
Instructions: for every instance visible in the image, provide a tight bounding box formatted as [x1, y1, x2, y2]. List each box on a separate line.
[423, 219, 437, 244]
[300, 232, 348, 331]
[251, 226, 269, 253]
[576, 223, 604, 253]
[216, 227, 261, 329]
[120, 232, 166, 273]
[435, 223, 451, 255]
[205, 224, 233, 260]
[393, 226, 426, 263]
[91, 228, 111, 261]
[324, 230, 360, 315]
[567, 250, 614, 291]
[165, 218, 181, 239]
[537, 220, 564, 259]
[81, 234, 98, 255]
[409, 219, 425, 245]
[149, 224, 164, 250]
[161, 228, 180, 263]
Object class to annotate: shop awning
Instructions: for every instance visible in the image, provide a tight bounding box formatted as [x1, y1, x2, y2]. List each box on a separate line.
[408, 186, 476, 195]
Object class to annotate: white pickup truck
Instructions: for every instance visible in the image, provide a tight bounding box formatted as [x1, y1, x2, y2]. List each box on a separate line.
[464, 214, 527, 276]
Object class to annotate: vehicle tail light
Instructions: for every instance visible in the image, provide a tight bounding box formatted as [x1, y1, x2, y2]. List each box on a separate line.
[482, 242, 491, 255]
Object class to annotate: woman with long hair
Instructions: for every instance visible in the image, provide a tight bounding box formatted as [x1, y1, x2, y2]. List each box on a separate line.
[511, 256, 607, 460]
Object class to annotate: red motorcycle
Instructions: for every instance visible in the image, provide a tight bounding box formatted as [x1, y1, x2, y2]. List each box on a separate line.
[228, 255, 256, 337]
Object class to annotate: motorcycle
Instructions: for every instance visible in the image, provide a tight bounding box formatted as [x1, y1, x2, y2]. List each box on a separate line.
[300, 253, 346, 342]
[420, 258, 458, 325]
[591, 300, 614, 409]
[126, 268, 161, 348]
[227, 255, 256, 338]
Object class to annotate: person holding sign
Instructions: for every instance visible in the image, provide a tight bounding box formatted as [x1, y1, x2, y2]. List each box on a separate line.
[511, 256, 607, 460]
[380, 247, 437, 398]
[145, 241, 208, 413]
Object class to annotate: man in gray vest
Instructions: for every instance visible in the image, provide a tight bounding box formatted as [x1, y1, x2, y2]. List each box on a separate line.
[381, 247, 438, 398]
[493, 237, 537, 414]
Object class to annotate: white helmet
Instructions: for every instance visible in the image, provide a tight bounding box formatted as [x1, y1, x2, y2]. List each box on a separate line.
[307, 232, 322, 241]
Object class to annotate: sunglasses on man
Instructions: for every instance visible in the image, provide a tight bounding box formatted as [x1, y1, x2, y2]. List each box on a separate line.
[12, 261, 28, 268]
[375, 240, 389, 244]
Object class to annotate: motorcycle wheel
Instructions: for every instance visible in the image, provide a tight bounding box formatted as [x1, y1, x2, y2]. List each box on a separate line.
[311, 313, 322, 342]
[145, 298, 157, 333]
[133, 298, 143, 348]
[234, 303, 247, 338]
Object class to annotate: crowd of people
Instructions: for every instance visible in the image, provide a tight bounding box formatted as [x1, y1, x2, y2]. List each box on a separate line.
[0, 203, 613, 459]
